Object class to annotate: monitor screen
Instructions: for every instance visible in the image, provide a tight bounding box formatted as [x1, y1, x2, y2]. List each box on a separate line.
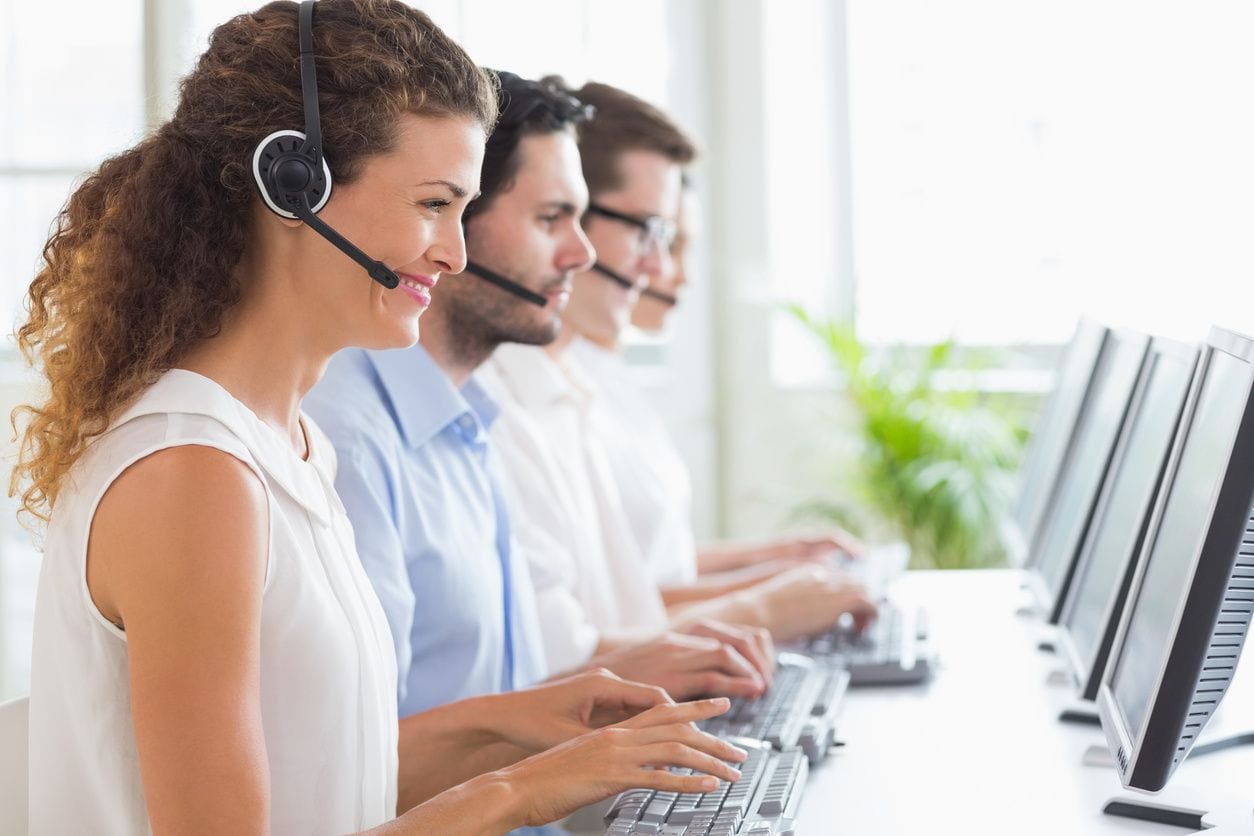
[1109, 349, 1250, 735]
[1101, 328, 1254, 792]
[1032, 331, 1149, 618]
[1060, 342, 1197, 700]
[1013, 319, 1108, 546]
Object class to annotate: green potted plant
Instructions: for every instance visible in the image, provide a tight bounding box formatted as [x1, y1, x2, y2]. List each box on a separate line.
[789, 306, 1028, 570]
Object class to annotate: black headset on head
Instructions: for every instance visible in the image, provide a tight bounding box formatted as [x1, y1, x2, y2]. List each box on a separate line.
[251, 0, 400, 290]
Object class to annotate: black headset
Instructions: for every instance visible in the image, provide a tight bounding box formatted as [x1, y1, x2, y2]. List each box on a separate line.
[463, 259, 549, 307]
[640, 284, 679, 307]
[251, 0, 400, 289]
[591, 261, 678, 306]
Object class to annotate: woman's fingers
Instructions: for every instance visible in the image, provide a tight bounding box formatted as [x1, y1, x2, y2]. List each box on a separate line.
[621, 721, 747, 763]
[618, 697, 732, 729]
[627, 769, 724, 795]
[633, 741, 743, 783]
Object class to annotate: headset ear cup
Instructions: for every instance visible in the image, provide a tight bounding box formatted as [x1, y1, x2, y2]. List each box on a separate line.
[252, 129, 333, 219]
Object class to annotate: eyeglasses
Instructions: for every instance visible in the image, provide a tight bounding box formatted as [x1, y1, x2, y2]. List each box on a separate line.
[586, 202, 678, 254]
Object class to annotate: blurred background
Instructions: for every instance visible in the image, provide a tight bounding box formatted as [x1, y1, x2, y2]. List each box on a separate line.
[3, 0, 1254, 699]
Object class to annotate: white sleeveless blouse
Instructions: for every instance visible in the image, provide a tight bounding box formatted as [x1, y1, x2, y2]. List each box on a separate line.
[27, 369, 399, 835]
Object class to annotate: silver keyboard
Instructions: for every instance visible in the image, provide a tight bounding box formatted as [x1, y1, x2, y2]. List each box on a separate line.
[698, 654, 847, 765]
[603, 743, 808, 836]
[802, 602, 934, 686]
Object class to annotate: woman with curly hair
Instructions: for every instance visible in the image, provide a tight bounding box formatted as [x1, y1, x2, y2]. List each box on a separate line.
[15, 2, 741, 833]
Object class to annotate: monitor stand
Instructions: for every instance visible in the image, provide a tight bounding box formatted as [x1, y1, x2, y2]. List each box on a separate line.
[1015, 602, 1045, 619]
[1057, 707, 1102, 726]
[1102, 799, 1211, 831]
[1101, 733, 1254, 830]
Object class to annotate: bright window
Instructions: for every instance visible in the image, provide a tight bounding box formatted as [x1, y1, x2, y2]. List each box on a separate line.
[846, 0, 1254, 347]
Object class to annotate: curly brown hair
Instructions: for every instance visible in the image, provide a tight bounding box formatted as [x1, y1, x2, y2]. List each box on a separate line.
[10, 0, 496, 523]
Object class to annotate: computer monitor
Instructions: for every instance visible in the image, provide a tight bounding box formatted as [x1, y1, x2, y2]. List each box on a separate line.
[1009, 318, 1110, 563]
[1025, 328, 1151, 622]
[1057, 338, 1199, 702]
[1098, 326, 1254, 793]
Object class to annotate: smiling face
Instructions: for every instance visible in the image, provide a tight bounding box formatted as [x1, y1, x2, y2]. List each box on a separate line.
[433, 128, 595, 350]
[267, 112, 485, 351]
[565, 149, 682, 349]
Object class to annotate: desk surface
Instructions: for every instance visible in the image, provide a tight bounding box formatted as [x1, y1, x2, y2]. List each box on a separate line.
[567, 569, 1254, 836]
[792, 569, 1254, 835]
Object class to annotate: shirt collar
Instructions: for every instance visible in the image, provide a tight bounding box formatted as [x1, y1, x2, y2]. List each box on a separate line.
[566, 336, 627, 382]
[488, 342, 596, 411]
[462, 374, 501, 430]
[366, 343, 494, 449]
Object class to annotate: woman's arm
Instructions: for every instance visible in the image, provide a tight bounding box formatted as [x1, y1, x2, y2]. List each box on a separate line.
[89, 447, 744, 835]
[397, 668, 678, 809]
[396, 701, 528, 811]
[88, 446, 272, 835]
[387, 699, 745, 834]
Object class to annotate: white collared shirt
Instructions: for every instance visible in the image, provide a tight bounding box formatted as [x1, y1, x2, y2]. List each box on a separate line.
[566, 337, 699, 587]
[28, 370, 398, 835]
[481, 344, 669, 674]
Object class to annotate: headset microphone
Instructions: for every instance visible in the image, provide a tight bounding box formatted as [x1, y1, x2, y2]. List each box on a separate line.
[251, 0, 400, 290]
[640, 285, 679, 307]
[463, 261, 549, 307]
[590, 261, 641, 291]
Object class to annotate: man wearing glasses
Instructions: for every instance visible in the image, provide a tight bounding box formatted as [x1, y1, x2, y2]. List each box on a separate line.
[487, 81, 879, 654]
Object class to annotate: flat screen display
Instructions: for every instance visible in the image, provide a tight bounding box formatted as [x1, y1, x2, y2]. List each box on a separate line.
[1035, 336, 1147, 599]
[1065, 351, 1194, 669]
[1015, 322, 1107, 538]
[1110, 350, 1253, 736]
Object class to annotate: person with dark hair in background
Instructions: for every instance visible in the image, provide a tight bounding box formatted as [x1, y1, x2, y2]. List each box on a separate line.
[16, 6, 742, 833]
[310, 70, 774, 721]
[488, 80, 879, 654]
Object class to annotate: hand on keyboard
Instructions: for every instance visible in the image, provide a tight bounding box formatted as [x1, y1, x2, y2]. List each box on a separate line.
[503, 697, 747, 828]
[674, 618, 777, 688]
[603, 742, 810, 835]
[748, 564, 879, 643]
[589, 632, 769, 700]
[486, 668, 674, 752]
[765, 530, 865, 563]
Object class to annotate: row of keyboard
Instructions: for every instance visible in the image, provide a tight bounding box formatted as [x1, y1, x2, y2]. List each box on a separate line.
[698, 654, 846, 766]
[600, 601, 934, 834]
[604, 743, 808, 836]
[800, 601, 934, 686]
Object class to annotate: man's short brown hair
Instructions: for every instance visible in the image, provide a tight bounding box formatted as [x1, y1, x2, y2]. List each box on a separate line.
[544, 79, 697, 196]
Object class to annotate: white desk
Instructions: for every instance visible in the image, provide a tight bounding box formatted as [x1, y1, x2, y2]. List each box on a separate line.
[566, 569, 1254, 835]
[793, 569, 1254, 835]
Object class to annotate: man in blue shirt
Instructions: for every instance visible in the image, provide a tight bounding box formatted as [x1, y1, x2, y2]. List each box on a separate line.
[308, 72, 774, 722]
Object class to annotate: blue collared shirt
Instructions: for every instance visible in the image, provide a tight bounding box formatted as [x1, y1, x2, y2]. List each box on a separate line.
[306, 344, 547, 717]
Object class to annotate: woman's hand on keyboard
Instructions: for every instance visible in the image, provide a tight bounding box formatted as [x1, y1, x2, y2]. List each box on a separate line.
[498, 697, 746, 828]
